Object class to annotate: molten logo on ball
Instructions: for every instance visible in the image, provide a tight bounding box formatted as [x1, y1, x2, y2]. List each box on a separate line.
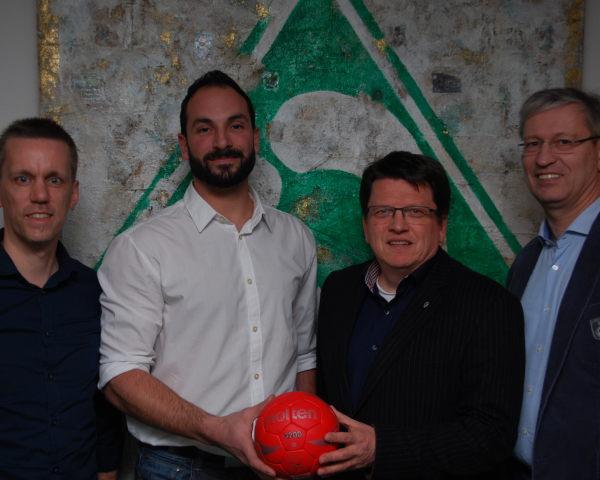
[254, 392, 339, 478]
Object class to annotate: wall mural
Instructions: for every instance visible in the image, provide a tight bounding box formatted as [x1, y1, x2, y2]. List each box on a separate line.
[39, 0, 584, 285]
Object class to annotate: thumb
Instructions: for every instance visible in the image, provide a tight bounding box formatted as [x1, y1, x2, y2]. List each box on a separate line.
[330, 405, 353, 427]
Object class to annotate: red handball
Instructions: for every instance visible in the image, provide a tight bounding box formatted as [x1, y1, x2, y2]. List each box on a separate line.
[253, 392, 339, 479]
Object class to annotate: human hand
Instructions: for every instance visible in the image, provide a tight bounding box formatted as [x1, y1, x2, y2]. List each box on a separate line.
[317, 406, 376, 477]
[97, 471, 117, 480]
[209, 396, 276, 477]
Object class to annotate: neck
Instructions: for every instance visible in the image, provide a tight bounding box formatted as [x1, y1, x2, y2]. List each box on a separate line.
[378, 269, 407, 293]
[192, 178, 254, 231]
[544, 193, 600, 239]
[2, 235, 59, 288]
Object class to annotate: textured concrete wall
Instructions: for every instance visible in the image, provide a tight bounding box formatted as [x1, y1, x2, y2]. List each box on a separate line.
[36, 0, 583, 475]
[39, 0, 584, 287]
[38, 0, 583, 286]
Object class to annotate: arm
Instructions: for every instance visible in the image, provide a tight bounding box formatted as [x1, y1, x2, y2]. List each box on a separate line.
[295, 369, 316, 394]
[320, 281, 525, 478]
[103, 369, 274, 475]
[98, 234, 275, 476]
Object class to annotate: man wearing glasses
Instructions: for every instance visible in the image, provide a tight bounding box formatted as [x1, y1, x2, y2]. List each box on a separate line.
[316, 151, 524, 479]
[506, 88, 600, 480]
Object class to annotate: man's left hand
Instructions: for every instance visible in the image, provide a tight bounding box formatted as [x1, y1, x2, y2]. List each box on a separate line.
[317, 406, 376, 476]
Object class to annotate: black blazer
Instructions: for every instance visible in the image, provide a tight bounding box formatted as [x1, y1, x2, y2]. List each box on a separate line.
[317, 249, 525, 479]
[506, 211, 600, 480]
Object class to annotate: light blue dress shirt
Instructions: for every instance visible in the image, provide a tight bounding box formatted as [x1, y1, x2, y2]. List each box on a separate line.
[515, 197, 600, 465]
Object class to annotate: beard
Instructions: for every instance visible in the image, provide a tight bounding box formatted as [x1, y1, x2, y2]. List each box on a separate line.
[189, 146, 256, 188]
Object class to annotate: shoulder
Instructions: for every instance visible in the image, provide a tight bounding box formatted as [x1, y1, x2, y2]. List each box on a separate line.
[439, 252, 520, 305]
[106, 201, 188, 254]
[263, 205, 316, 248]
[322, 261, 370, 292]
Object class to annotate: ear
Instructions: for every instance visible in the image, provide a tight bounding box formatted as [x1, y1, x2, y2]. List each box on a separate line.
[69, 180, 80, 210]
[253, 127, 260, 155]
[362, 217, 370, 245]
[438, 217, 448, 245]
[178, 134, 190, 161]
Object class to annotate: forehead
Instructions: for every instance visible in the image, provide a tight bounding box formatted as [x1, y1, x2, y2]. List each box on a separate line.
[186, 85, 251, 122]
[3, 137, 71, 173]
[369, 178, 435, 205]
[523, 103, 590, 136]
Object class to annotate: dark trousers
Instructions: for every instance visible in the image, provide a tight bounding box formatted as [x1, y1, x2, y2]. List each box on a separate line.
[136, 443, 258, 480]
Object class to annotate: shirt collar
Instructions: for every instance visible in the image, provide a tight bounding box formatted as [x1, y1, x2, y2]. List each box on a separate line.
[0, 229, 78, 284]
[364, 248, 441, 294]
[183, 182, 270, 234]
[538, 196, 600, 243]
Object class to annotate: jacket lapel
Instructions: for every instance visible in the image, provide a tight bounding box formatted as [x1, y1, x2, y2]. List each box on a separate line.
[334, 265, 369, 415]
[354, 251, 451, 414]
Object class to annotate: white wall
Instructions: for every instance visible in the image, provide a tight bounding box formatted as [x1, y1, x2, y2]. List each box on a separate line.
[0, 1, 38, 131]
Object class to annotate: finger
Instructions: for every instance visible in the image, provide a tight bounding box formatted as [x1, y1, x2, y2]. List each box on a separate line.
[317, 459, 356, 477]
[319, 445, 356, 465]
[324, 431, 352, 444]
[330, 406, 355, 426]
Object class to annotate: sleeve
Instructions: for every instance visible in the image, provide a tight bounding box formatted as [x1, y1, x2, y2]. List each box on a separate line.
[372, 288, 525, 478]
[98, 232, 165, 388]
[95, 388, 125, 472]
[292, 227, 318, 373]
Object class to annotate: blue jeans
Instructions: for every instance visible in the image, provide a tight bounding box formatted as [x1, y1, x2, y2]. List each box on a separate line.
[136, 444, 258, 480]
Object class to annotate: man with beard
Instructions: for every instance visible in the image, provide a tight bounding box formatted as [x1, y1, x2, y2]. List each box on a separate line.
[98, 71, 318, 480]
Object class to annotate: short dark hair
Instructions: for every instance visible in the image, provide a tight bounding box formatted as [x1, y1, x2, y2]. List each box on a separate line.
[519, 87, 600, 138]
[0, 117, 78, 179]
[179, 70, 256, 136]
[360, 151, 451, 218]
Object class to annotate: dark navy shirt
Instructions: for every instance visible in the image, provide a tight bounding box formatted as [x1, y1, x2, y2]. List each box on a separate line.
[0, 239, 121, 479]
[347, 253, 437, 409]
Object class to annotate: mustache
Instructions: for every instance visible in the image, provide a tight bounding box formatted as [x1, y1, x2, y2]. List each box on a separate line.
[203, 148, 245, 162]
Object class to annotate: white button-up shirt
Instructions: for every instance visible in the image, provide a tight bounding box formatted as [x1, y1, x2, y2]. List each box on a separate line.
[98, 184, 317, 451]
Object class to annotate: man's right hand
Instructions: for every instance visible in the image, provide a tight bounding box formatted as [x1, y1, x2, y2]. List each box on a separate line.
[206, 396, 276, 477]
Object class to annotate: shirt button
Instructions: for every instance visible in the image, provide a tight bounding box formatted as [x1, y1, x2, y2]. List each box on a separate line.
[384, 310, 390, 316]
[254, 373, 260, 380]
[47, 373, 54, 382]
[526, 386, 533, 394]
[551, 264, 559, 271]
[536, 344, 543, 353]
[45, 331, 52, 337]
[51, 466, 60, 473]
[252, 326, 258, 332]
[247, 278, 253, 285]
[371, 344, 378, 351]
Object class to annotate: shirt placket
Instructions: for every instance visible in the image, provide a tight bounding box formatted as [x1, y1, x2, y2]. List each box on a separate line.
[237, 232, 264, 404]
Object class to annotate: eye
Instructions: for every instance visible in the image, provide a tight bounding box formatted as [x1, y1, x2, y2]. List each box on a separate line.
[522, 140, 541, 150]
[404, 207, 427, 218]
[195, 125, 211, 134]
[48, 176, 64, 185]
[14, 175, 30, 184]
[371, 207, 393, 218]
[231, 122, 245, 130]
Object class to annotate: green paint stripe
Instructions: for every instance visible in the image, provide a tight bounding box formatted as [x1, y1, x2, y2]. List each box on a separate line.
[94, 146, 183, 270]
[239, 18, 270, 55]
[349, 0, 521, 255]
[167, 171, 193, 206]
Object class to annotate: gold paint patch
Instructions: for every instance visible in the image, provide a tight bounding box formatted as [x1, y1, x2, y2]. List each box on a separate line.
[224, 30, 237, 49]
[38, 0, 60, 101]
[256, 3, 270, 19]
[375, 38, 386, 54]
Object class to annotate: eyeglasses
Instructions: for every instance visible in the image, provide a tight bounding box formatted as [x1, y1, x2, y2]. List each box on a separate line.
[519, 135, 600, 155]
[367, 205, 438, 224]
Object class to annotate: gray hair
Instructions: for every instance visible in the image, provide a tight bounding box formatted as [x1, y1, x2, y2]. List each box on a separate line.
[519, 88, 600, 138]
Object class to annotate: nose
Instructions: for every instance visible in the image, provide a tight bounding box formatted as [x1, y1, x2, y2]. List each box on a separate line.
[213, 127, 231, 150]
[30, 179, 49, 203]
[533, 141, 556, 167]
[388, 209, 408, 232]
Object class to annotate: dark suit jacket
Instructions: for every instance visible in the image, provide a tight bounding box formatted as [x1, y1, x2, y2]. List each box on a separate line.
[317, 249, 525, 479]
[506, 211, 600, 480]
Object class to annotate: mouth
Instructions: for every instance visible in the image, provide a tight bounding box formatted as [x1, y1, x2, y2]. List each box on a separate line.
[388, 240, 411, 246]
[536, 173, 561, 180]
[27, 213, 52, 220]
